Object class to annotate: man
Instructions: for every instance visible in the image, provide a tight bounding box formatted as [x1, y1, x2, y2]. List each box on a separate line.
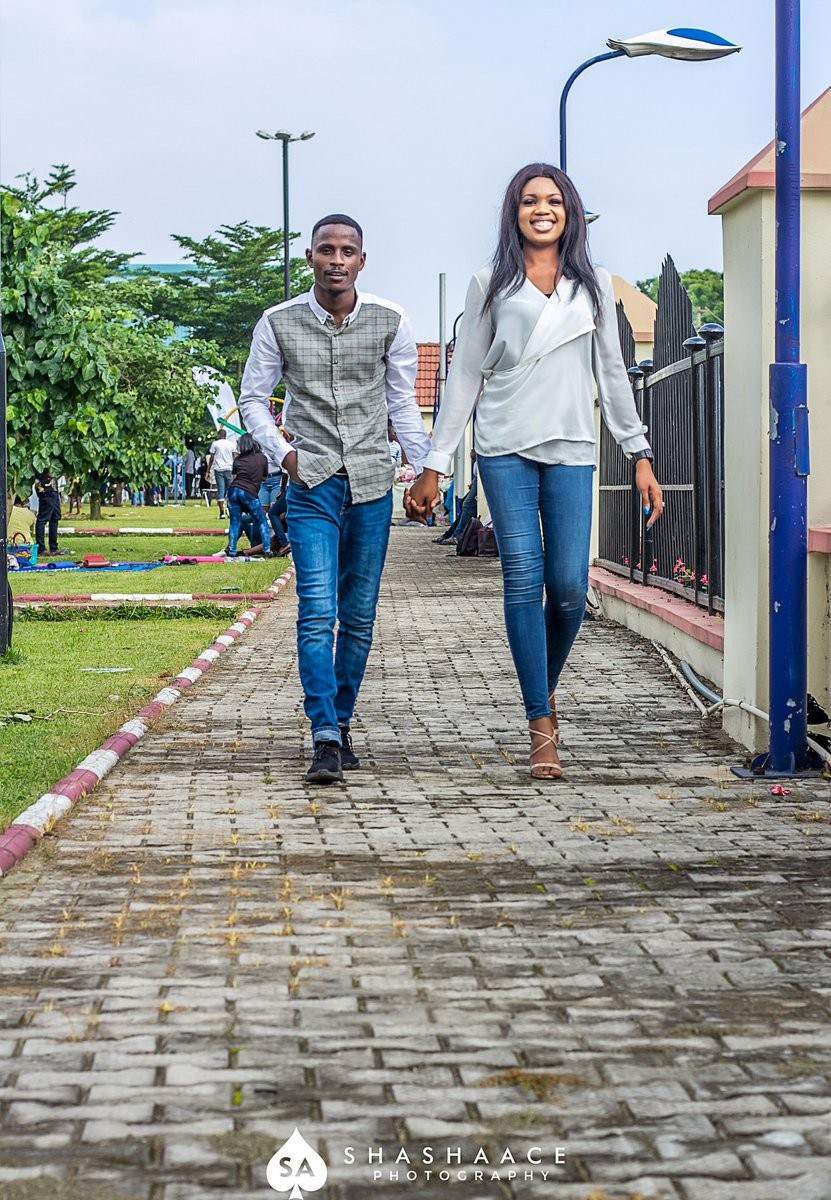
[239, 213, 431, 783]
[208, 429, 237, 518]
[184, 445, 197, 500]
[34, 470, 62, 557]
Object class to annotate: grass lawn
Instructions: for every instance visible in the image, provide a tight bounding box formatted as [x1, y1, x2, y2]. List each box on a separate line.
[59, 534, 230, 560]
[62, 501, 226, 530]
[0, 614, 234, 827]
[11, 556, 288, 597]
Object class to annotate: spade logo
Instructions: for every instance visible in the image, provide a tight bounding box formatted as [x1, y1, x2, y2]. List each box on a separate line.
[266, 1128, 328, 1198]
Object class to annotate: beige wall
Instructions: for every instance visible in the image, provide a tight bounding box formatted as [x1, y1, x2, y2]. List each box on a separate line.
[719, 188, 831, 748]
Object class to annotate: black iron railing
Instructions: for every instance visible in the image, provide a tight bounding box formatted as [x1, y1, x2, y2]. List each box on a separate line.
[598, 257, 725, 615]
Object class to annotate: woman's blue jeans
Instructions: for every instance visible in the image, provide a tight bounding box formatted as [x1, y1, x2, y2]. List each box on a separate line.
[477, 455, 594, 721]
[227, 485, 272, 555]
[287, 475, 392, 744]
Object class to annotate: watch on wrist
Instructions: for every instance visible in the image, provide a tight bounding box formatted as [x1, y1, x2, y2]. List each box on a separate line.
[632, 450, 654, 463]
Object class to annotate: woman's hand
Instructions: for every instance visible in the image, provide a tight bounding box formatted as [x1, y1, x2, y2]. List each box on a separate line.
[636, 459, 664, 528]
[405, 469, 441, 524]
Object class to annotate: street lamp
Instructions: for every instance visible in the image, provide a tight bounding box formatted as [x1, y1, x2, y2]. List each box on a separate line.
[255, 129, 315, 303]
[559, 27, 741, 173]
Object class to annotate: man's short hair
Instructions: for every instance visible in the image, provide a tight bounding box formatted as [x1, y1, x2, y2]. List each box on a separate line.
[311, 213, 363, 244]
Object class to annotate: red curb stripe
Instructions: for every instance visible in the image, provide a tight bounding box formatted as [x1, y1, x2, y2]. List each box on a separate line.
[0, 826, 40, 872]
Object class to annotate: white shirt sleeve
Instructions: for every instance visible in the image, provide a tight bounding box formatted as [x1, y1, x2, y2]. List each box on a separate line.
[422, 274, 491, 475]
[592, 270, 651, 456]
[238, 314, 295, 471]
[384, 312, 432, 472]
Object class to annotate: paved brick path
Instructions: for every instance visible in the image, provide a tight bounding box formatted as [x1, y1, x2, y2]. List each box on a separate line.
[1, 528, 830, 1200]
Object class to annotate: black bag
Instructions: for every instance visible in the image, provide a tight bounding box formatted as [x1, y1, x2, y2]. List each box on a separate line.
[477, 524, 499, 557]
[456, 517, 483, 557]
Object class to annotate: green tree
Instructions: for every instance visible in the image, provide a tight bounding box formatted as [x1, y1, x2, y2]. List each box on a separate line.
[2, 170, 224, 518]
[636, 267, 724, 326]
[4, 165, 135, 285]
[136, 220, 314, 379]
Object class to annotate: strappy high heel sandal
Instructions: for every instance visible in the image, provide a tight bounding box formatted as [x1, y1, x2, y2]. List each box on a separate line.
[529, 726, 563, 781]
[548, 692, 560, 746]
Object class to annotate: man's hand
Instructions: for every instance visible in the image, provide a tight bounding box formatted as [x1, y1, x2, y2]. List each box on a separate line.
[405, 469, 441, 524]
[282, 450, 300, 483]
[636, 459, 664, 528]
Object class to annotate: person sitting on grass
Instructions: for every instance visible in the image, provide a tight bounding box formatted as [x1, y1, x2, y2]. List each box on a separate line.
[226, 433, 273, 558]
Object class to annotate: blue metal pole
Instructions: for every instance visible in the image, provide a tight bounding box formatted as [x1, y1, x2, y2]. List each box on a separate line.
[765, 0, 815, 774]
[559, 49, 624, 172]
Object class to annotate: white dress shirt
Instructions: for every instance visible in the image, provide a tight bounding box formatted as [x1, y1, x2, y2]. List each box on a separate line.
[239, 287, 431, 474]
[423, 266, 650, 475]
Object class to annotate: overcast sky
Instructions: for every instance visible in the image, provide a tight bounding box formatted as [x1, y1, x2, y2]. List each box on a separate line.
[2, 0, 830, 339]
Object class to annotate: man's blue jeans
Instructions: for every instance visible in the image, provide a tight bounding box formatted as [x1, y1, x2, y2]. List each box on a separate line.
[477, 455, 594, 721]
[287, 474, 392, 744]
[227, 486, 272, 555]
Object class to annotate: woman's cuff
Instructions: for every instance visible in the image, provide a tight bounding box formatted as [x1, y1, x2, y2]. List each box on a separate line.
[619, 430, 651, 457]
[422, 448, 454, 475]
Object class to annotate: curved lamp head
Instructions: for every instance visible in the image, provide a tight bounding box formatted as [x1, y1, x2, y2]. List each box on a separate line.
[607, 27, 741, 60]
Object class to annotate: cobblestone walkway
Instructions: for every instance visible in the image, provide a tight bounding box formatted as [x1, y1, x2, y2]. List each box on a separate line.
[1, 528, 830, 1200]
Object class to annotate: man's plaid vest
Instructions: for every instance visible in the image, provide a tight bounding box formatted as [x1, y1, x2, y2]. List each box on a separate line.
[267, 300, 401, 503]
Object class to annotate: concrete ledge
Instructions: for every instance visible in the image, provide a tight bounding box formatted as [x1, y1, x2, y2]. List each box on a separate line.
[589, 565, 724, 687]
[809, 525, 831, 554]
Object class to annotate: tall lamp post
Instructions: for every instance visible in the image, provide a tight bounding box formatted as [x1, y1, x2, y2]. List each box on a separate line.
[559, 27, 741, 174]
[255, 129, 315, 303]
[751, 0, 821, 777]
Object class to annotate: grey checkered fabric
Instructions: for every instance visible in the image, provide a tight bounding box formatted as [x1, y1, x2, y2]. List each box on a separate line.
[267, 301, 400, 503]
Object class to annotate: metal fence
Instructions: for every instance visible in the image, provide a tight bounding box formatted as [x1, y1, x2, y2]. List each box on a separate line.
[597, 255, 726, 614]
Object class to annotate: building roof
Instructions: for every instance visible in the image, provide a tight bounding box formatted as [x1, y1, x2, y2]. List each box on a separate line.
[709, 86, 831, 214]
[416, 343, 445, 409]
[611, 275, 657, 343]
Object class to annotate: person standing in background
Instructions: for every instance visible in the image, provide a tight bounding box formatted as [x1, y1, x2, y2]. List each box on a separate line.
[184, 445, 197, 500]
[34, 470, 62, 557]
[208, 429, 237, 519]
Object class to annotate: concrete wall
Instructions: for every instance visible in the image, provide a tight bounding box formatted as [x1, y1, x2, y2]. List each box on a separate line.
[719, 188, 831, 747]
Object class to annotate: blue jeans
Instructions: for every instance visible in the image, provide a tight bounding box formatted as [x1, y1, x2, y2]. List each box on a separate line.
[227, 486, 272, 555]
[477, 455, 593, 720]
[258, 472, 283, 508]
[215, 469, 232, 501]
[287, 475, 392, 744]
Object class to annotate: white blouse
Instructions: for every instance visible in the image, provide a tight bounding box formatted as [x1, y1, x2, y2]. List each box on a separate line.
[422, 265, 650, 474]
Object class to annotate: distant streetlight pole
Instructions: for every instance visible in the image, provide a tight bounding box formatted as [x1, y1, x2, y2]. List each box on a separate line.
[558, 27, 741, 175]
[0, 323, 8, 654]
[255, 129, 315, 302]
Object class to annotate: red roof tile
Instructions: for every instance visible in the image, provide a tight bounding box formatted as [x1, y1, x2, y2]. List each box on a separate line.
[416, 343, 454, 409]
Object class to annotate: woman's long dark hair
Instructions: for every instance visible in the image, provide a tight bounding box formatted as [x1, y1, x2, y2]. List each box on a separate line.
[235, 433, 261, 457]
[481, 162, 602, 319]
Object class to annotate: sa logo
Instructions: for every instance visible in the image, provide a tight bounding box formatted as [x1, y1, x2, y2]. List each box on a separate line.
[267, 1128, 328, 1198]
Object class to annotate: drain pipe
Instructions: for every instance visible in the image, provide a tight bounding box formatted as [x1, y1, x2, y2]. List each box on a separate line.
[678, 658, 831, 771]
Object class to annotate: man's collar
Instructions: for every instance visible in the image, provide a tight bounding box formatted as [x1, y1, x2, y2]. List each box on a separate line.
[307, 286, 362, 326]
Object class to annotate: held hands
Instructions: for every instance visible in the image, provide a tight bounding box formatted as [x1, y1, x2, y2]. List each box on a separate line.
[405, 469, 441, 524]
[636, 459, 664, 529]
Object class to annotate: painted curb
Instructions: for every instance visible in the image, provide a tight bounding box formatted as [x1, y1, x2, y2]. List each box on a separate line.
[0, 565, 295, 878]
[59, 527, 228, 536]
[14, 591, 283, 605]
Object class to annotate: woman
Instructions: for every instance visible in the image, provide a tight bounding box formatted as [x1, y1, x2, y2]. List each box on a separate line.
[33, 470, 62, 557]
[408, 163, 664, 779]
[225, 433, 273, 557]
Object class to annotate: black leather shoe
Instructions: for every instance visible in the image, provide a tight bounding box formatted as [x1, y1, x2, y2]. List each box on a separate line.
[305, 741, 343, 784]
[339, 726, 361, 770]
